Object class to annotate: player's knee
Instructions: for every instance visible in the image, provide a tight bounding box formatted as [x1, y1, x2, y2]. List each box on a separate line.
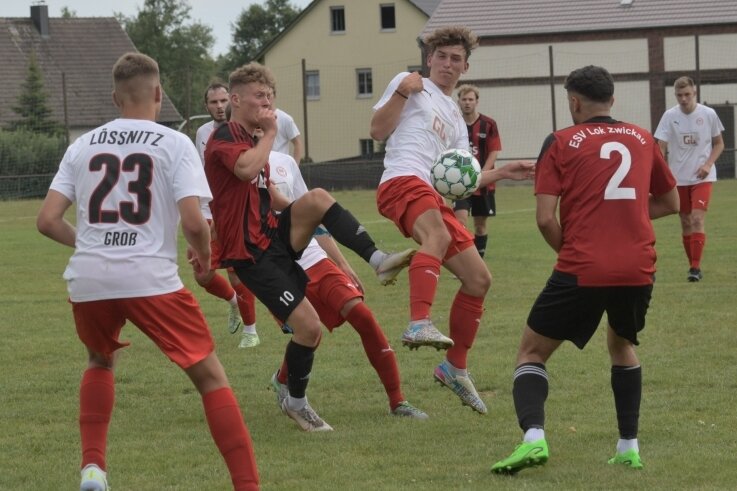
[462, 268, 491, 296]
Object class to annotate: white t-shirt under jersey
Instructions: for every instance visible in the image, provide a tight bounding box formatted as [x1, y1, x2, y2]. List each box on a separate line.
[374, 72, 469, 186]
[50, 118, 212, 301]
[654, 103, 724, 185]
[274, 108, 301, 156]
[195, 119, 216, 163]
[267, 151, 326, 270]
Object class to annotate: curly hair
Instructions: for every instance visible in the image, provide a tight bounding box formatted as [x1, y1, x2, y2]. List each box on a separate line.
[423, 26, 479, 60]
[229, 62, 275, 92]
[564, 65, 614, 103]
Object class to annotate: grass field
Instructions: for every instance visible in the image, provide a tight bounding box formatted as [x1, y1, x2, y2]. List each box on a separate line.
[2, 180, 736, 490]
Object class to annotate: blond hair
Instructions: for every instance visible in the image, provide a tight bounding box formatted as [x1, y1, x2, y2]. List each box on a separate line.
[423, 26, 479, 61]
[674, 76, 695, 90]
[229, 62, 275, 92]
[457, 84, 479, 100]
[112, 52, 159, 103]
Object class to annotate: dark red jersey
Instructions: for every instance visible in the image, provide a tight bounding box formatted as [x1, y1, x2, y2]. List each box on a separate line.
[468, 114, 502, 192]
[535, 116, 676, 286]
[204, 121, 278, 264]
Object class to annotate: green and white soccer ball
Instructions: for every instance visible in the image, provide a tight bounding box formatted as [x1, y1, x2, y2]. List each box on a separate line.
[431, 148, 481, 200]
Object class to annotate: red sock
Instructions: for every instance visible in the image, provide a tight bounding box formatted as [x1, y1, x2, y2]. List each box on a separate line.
[408, 252, 442, 321]
[346, 302, 404, 409]
[233, 282, 256, 325]
[203, 387, 259, 491]
[204, 274, 236, 302]
[690, 232, 706, 268]
[446, 291, 485, 369]
[682, 234, 693, 265]
[79, 367, 114, 471]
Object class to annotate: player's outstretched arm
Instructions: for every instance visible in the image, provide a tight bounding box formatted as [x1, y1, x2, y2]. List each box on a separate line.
[37, 190, 76, 248]
[179, 196, 211, 275]
[478, 160, 535, 187]
[649, 187, 680, 219]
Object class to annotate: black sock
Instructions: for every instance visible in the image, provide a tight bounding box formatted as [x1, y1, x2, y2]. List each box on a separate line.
[611, 365, 641, 439]
[321, 202, 378, 263]
[474, 234, 488, 258]
[512, 363, 549, 431]
[285, 340, 315, 399]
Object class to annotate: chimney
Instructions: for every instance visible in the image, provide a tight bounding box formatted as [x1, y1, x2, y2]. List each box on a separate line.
[31, 3, 50, 38]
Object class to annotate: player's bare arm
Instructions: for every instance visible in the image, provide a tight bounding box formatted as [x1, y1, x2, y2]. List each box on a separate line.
[233, 108, 277, 181]
[656, 139, 668, 161]
[536, 193, 562, 252]
[696, 133, 724, 180]
[370, 72, 423, 141]
[649, 188, 680, 219]
[179, 195, 211, 275]
[36, 190, 76, 248]
[478, 160, 535, 187]
[268, 182, 291, 211]
[482, 150, 499, 172]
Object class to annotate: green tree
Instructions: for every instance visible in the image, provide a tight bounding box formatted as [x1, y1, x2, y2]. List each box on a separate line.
[60, 6, 77, 18]
[119, 0, 216, 122]
[222, 0, 300, 74]
[9, 51, 64, 136]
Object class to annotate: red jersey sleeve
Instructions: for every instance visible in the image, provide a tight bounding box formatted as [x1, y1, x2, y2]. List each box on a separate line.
[534, 134, 562, 196]
[649, 144, 677, 196]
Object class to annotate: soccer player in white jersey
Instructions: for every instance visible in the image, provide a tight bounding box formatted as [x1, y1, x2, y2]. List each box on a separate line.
[266, 150, 427, 419]
[36, 53, 259, 491]
[193, 82, 260, 348]
[272, 89, 303, 164]
[654, 76, 724, 282]
[370, 26, 534, 414]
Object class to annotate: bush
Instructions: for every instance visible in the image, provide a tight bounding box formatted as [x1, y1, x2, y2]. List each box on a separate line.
[0, 129, 67, 199]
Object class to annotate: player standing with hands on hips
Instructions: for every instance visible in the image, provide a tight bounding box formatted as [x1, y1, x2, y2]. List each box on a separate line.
[654, 76, 724, 282]
[37, 52, 259, 491]
[370, 26, 534, 414]
[491, 65, 678, 475]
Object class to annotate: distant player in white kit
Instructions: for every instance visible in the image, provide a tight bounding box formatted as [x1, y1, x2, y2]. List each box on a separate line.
[37, 52, 259, 491]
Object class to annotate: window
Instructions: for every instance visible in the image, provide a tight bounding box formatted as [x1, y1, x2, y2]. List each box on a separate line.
[356, 68, 372, 97]
[305, 71, 320, 100]
[331, 6, 345, 33]
[380, 4, 396, 30]
[360, 139, 374, 157]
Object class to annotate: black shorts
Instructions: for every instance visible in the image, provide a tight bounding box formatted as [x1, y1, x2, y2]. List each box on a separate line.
[231, 205, 309, 322]
[453, 189, 496, 217]
[526, 270, 653, 349]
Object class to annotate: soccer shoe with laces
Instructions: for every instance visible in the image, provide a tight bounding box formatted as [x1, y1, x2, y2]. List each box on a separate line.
[433, 362, 487, 414]
[80, 464, 108, 491]
[401, 319, 454, 351]
[269, 370, 288, 408]
[227, 303, 243, 334]
[687, 267, 703, 282]
[280, 399, 333, 432]
[608, 448, 643, 469]
[491, 439, 549, 474]
[238, 331, 260, 348]
[391, 401, 429, 419]
[376, 248, 416, 285]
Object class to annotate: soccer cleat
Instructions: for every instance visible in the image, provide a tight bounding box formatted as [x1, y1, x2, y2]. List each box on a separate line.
[269, 370, 288, 408]
[433, 362, 487, 414]
[238, 331, 260, 348]
[391, 401, 429, 420]
[687, 267, 703, 282]
[227, 303, 243, 334]
[80, 464, 108, 491]
[401, 319, 454, 351]
[608, 448, 643, 469]
[376, 248, 416, 285]
[491, 439, 549, 475]
[281, 399, 333, 432]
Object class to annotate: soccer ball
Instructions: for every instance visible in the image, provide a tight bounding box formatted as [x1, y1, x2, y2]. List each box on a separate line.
[431, 148, 481, 200]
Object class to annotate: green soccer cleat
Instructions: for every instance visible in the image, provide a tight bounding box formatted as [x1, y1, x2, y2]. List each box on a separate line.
[608, 448, 643, 469]
[491, 439, 549, 475]
[227, 303, 243, 334]
[391, 401, 429, 420]
[80, 464, 109, 491]
[238, 331, 260, 348]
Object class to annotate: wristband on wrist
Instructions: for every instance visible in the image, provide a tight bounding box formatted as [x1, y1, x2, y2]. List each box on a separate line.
[394, 89, 408, 99]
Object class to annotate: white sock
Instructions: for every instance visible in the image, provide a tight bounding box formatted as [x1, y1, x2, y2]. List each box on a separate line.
[228, 293, 238, 306]
[242, 324, 257, 335]
[443, 360, 468, 378]
[286, 395, 307, 411]
[616, 438, 639, 453]
[369, 250, 387, 270]
[524, 427, 545, 443]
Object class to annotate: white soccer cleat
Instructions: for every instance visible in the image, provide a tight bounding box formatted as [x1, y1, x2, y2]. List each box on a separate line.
[80, 464, 108, 491]
[401, 319, 454, 351]
[281, 399, 333, 432]
[376, 248, 416, 285]
[227, 303, 243, 334]
[238, 331, 260, 348]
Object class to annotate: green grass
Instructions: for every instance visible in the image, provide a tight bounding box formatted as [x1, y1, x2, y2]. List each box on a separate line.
[1, 181, 736, 490]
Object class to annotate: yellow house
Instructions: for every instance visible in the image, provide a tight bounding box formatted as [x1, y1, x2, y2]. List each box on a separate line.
[258, 0, 439, 163]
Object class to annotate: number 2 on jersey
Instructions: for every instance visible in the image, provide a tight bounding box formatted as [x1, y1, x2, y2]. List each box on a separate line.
[89, 153, 153, 224]
[601, 142, 635, 200]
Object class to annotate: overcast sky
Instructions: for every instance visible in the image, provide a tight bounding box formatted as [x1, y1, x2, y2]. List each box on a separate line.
[4, 0, 313, 57]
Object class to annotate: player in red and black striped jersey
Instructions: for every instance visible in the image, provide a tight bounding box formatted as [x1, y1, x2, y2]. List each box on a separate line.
[492, 65, 679, 475]
[453, 84, 502, 257]
[205, 62, 414, 432]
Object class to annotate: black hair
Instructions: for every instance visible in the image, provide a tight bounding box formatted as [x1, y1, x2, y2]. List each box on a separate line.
[563, 65, 614, 102]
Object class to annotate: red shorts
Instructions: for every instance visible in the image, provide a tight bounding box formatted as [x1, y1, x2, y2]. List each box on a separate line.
[71, 288, 215, 369]
[377, 176, 474, 261]
[677, 182, 713, 214]
[305, 259, 362, 330]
